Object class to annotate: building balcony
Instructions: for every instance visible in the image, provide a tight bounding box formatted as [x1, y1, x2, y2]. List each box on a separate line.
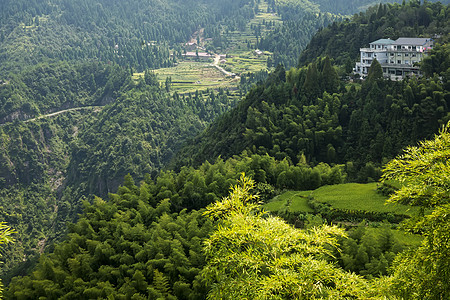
[381, 62, 420, 69]
[360, 48, 389, 52]
[387, 48, 426, 53]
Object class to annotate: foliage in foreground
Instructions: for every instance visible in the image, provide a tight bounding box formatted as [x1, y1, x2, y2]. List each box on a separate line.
[7, 122, 450, 298]
[4, 152, 345, 299]
[381, 122, 450, 300]
[0, 222, 15, 299]
[202, 174, 377, 299]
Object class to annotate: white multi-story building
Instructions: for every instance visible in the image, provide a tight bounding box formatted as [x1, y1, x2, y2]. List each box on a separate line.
[355, 38, 394, 75]
[355, 37, 434, 80]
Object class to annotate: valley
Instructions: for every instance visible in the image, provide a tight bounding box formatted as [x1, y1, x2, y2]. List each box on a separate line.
[0, 0, 449, 299]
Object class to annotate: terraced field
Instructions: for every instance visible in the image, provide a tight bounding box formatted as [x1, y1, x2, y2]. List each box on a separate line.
[132, 0, 282, 94]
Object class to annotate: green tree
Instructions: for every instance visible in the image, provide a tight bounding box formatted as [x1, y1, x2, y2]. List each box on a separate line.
[303, 62, 320, 100]
[321, 56, 339, 94]
[366, 58, 383, 83]
[0, 222, 15, 299]
[381, 122, 450, 299]
[202, 174, 376, 299]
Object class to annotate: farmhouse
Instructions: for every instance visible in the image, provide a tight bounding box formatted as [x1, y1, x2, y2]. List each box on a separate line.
[355, 37, 433, 80]
[184, 42, 197, 51]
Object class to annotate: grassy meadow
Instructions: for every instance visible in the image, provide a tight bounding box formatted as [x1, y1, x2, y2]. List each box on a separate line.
[265, 182, 419, 216]
[264, 190, 313, 213]
[310, 183, 417, 215]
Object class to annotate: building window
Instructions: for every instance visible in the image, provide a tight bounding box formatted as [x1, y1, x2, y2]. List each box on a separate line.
[390, 53, 394, 56]
[412, 53, 416, 57]
[397, 60, 401, 64]
[405, 53, 409, 56]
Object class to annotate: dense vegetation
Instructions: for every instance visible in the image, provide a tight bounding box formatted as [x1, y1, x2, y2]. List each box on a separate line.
[1, 0, 449, 298]
[0, 110, 103, 281]
[258, 9, 337, 68]
[6, 122, 450, 298]
[0, 0, 259, 73]
[381, 123, 450, 299]
[173, 50, 449, 181]
[4, 156, 347, 298]
[0, 62, 128, 123]
[67, 82, 239, 197]
[0, 66, 241, 280]
[0, 222, 14, 298]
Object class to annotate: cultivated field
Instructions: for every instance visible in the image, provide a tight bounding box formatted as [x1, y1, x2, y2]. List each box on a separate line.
[134, 61, 239, 94]
[310, 183, 417, 215]
[265, 182, 420, 216]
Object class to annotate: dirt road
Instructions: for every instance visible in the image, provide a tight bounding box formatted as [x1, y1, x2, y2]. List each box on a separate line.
[24, 106, 103, 123]
[212, 54, 240, 79]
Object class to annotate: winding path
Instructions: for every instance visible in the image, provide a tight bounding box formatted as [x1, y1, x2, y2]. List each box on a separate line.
[24, 106, 103, 123]
[0, 106, 103, 126]
[211, 54, 240, 80]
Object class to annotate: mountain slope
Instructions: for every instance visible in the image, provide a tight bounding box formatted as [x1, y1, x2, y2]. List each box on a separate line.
[299, 0, 450, 66]
[173, 1, 450, 179]
[0, 0, 258, 73]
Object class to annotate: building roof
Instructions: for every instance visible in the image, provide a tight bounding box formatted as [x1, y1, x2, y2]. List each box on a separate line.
[370, 38, 395, 45]
[393, 38, 433, 45]
[183, 52, 212, 57]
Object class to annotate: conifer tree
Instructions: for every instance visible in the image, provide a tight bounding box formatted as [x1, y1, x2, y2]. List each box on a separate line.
[366, 58, 383, 83]
[303, 62, 320, 100]
[321, 56, 339, 94]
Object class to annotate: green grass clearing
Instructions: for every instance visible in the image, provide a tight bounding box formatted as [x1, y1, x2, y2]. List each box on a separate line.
[389, 229, 423, 247]
[264, 190, 313, 213]
[311, 183, 418, 216]
[265, 182, 421, 216]
[224, 52, 269, 74]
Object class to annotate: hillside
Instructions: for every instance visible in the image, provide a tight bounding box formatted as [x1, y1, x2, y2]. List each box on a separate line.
[0, 64, 241, 280]
[172, 1, 450, 181]
[1, 0, 449, 298]
[299, 0, 450, 66]
[0, 0, 259, 73]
